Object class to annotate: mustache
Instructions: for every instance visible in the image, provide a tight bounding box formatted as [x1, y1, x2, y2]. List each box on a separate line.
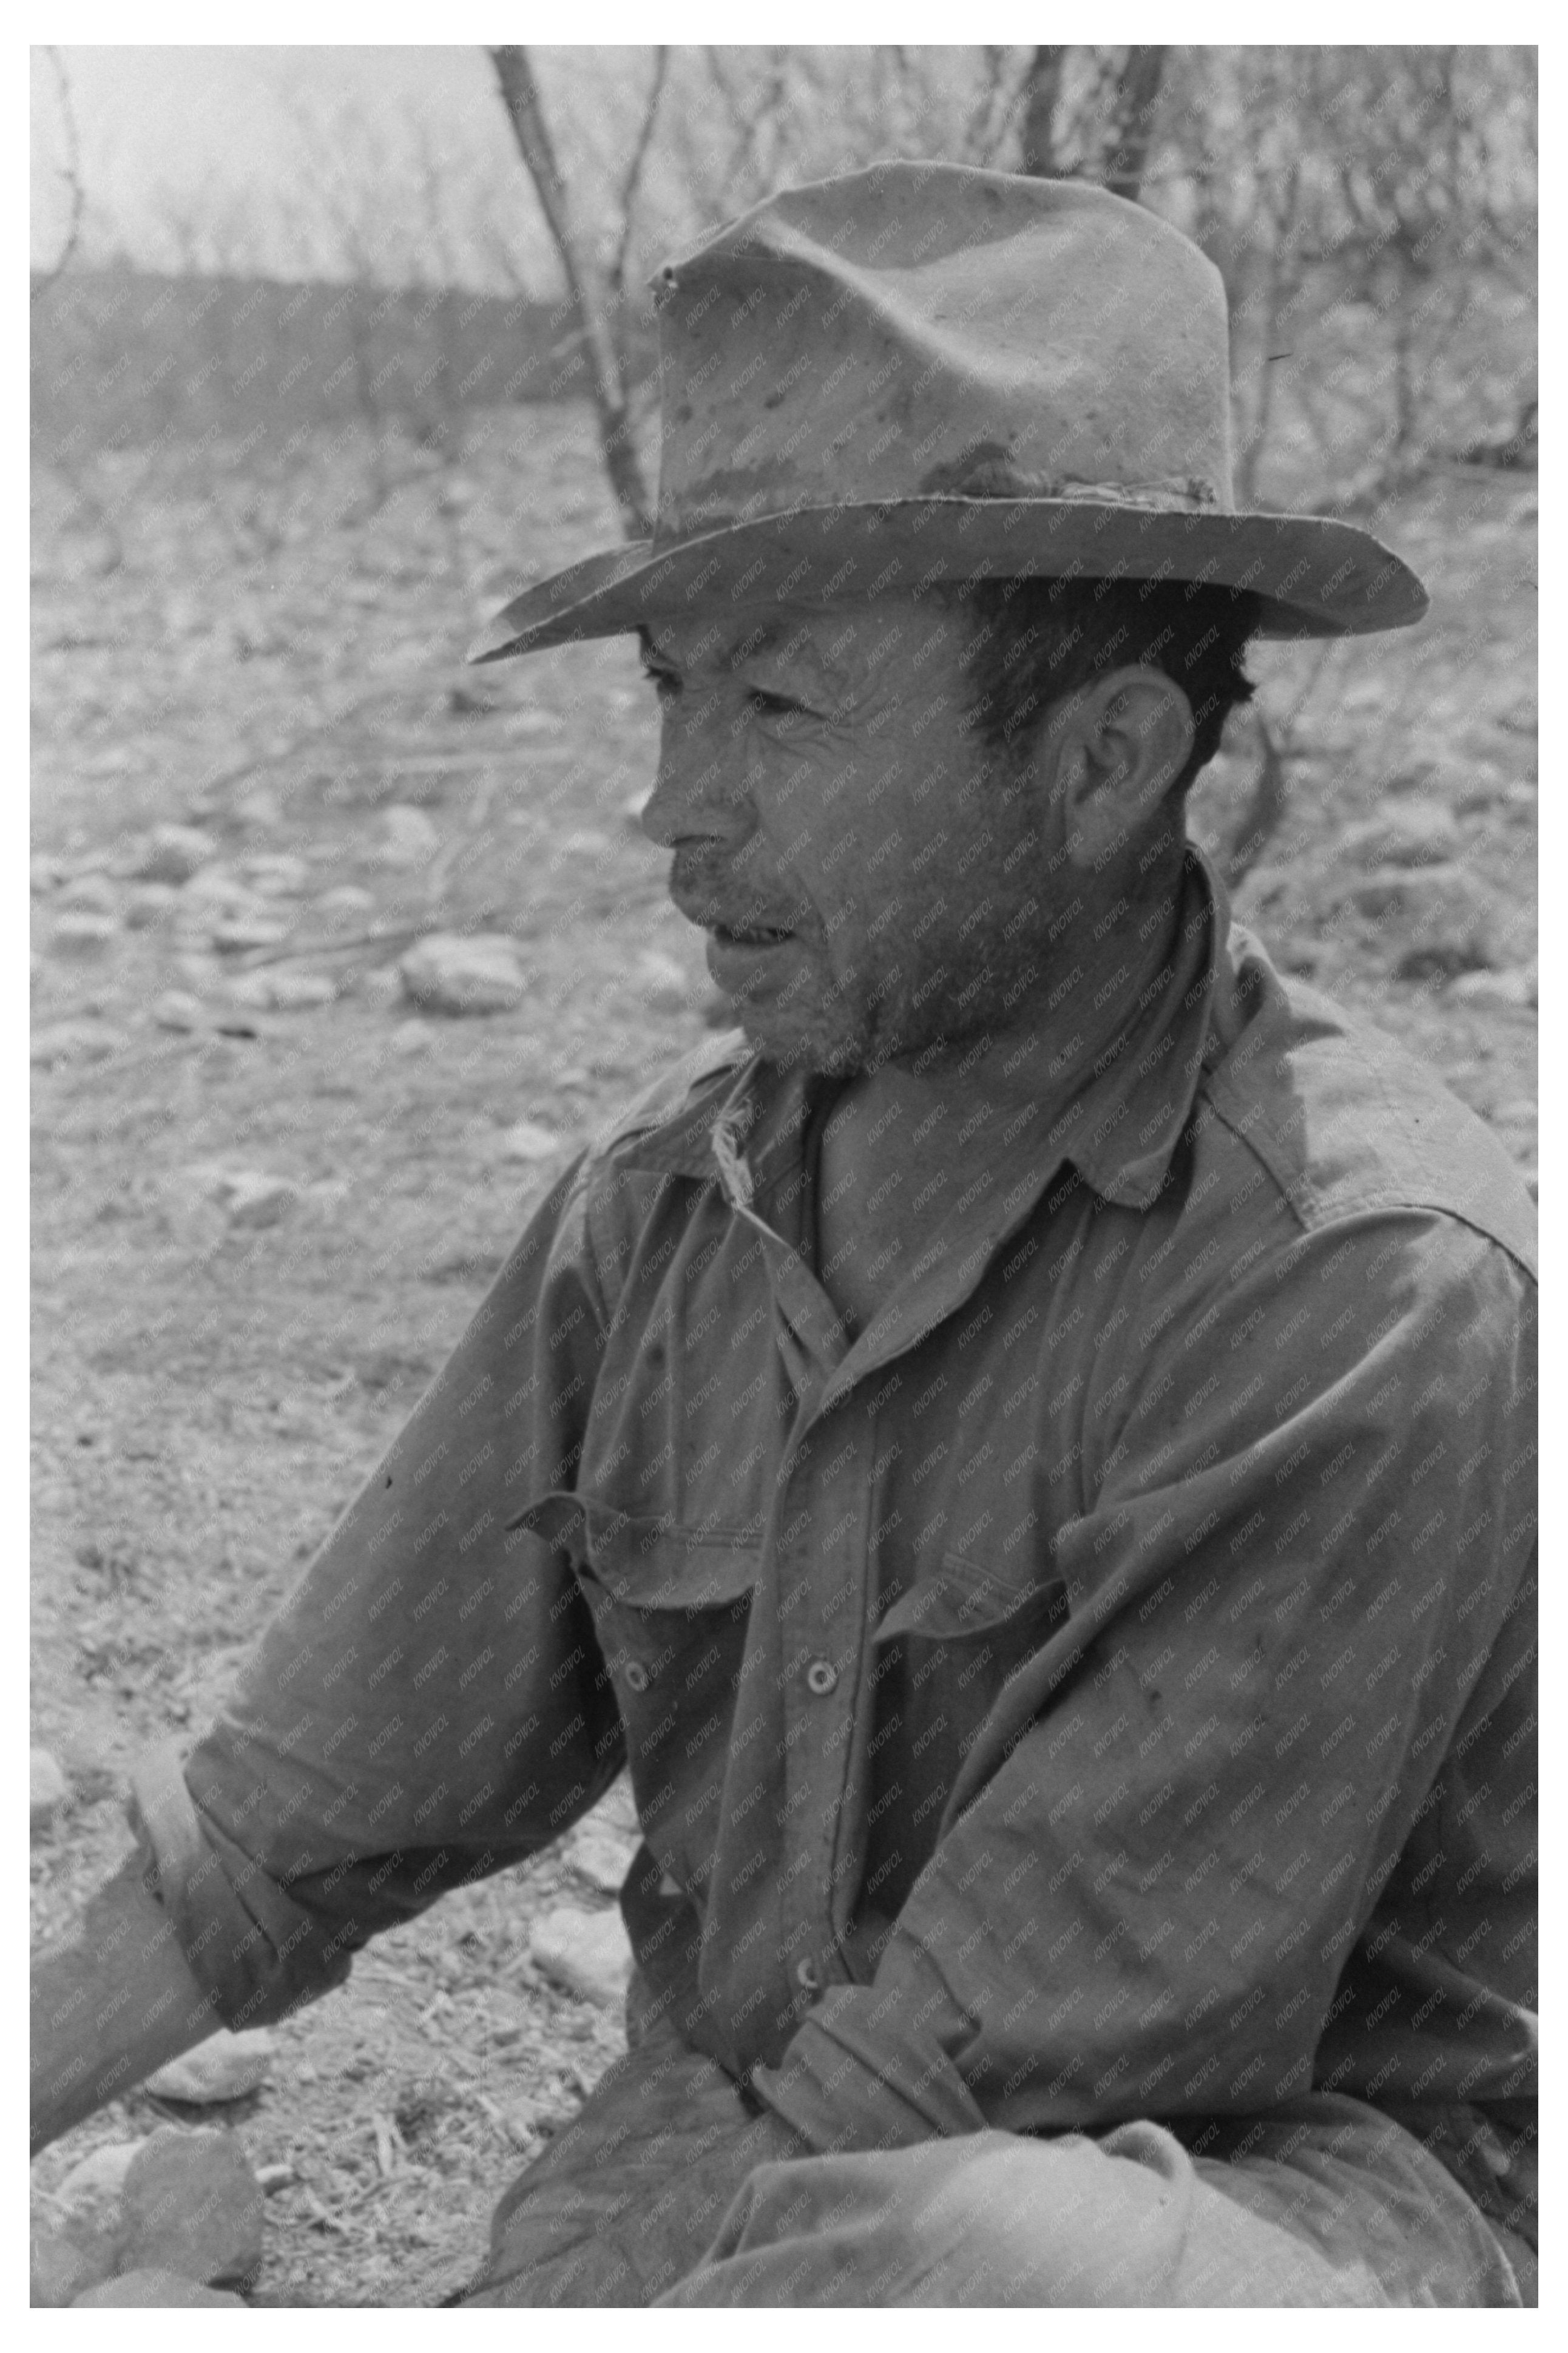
[668, 851, 808, 932]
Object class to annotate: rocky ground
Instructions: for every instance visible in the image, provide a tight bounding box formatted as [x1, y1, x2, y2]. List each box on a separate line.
[30, 405, 1536, 2304]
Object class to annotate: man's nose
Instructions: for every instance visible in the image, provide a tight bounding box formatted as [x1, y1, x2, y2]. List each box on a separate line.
[639, 714, 752, 851]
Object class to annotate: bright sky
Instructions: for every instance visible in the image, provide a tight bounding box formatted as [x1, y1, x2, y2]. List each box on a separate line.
[29, 45, 607, 287]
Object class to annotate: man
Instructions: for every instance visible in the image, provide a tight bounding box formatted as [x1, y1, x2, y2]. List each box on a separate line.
[33, 166, 1535, 2307]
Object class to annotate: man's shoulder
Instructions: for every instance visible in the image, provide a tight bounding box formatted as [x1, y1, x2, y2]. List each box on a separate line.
[1194, 925, 1536, 1282]
[583, 1026, 752, 1181]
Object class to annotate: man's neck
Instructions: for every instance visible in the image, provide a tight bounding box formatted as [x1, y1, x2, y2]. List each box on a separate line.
[806, 865, 1191, 1339]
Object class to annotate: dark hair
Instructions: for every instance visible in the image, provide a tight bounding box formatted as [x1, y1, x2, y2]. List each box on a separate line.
[945, 577, 1262, 799]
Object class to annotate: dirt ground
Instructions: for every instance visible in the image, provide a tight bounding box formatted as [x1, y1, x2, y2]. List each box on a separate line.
[30, 404, 1536, 2304]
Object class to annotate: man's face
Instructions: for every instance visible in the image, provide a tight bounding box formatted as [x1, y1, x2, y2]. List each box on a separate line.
[638, 595, 1058, 1075]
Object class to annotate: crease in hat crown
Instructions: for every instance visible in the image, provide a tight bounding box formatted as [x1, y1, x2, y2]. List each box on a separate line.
[471, 160, 1427, 661]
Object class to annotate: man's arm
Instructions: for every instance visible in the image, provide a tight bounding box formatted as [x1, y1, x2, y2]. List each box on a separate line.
[31, 1858, 222, 2156]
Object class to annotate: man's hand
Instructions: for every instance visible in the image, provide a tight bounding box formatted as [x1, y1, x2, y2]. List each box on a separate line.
[31, 1857, 223, 2157]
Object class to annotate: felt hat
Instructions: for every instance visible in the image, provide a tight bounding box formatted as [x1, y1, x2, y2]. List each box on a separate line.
[470, 161, 1427, 663]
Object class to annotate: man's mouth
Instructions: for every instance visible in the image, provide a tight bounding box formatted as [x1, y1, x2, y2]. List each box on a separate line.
[711, 923, 795, 948]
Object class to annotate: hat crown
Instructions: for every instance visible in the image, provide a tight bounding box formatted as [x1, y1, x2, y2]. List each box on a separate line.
[652, 162, 1235, 543]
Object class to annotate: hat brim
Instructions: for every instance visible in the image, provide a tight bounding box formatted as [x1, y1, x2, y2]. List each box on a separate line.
[467, 499, 1427, 663]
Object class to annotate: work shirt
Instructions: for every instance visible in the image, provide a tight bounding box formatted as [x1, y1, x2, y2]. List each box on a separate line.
[130, 849, 1538, 2245]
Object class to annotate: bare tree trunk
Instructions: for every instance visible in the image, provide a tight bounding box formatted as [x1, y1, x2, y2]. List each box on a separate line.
[1018, 46, 1066, 177]
[488, 44, 654, 540]
[1103, 46, 1167, 201]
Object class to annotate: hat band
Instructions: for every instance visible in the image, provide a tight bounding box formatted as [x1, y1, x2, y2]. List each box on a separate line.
[658, 471, 1226, 549]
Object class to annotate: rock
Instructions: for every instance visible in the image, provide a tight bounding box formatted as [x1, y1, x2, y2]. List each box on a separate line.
[632, 948, 694, 1014]
[1445, 966, 1536, 1012]
[254, 2163, 296, 2194]
[234, 787, 282, 830]
[56, 872, 120, 915]
[49, 912, 118, 958]
[30, 2219, 117, 2307]
[118, 2124, 265, 2286]
[73, 2269, 246, 2307]
[227, 969, 337, 1012]
[124, 883, 178, 930]
[1342, 807, 1463, 869]
[30, 1746, 70, 1830]
[30, 1019, 123, 1068]
[180, 865, 252, 910]
[144, 2028, 277, 2105]
[210, 918, 289, 955]
[529, 1905, 635, 2010]
[498, 1118, 563, 1163]
[206, 1172, 300, 1231]
[400, 932, 528, 1017]
[241, 853, 311, 898]
[316, 884, 377, 919]
[151, 989, 209, 1033]
[55, 2141, 142, 2226]
[390, 1017, 437, 1055]
[376, 804, 441, 869]
[1334, 863, 1499, 981]
[31, 853, 67, 896]
[132, 824, 215, 885]
[360, 964, 405, 1007]
[567, 1822, 638, 1897]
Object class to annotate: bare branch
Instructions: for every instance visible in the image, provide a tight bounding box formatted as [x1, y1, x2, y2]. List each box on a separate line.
[488, 44, 654, 538]
[609, 47, 670, 302]
[33, 47, 84, 305]
[1018, 46, 1066, 178]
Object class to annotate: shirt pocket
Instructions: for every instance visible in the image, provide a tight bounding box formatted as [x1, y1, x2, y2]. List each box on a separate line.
[872, 1549, 1070, 1809]
[573, 1500, 759, 1890]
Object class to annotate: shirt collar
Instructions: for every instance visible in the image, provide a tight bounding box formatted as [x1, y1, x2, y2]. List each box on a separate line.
[615, 848, 1232, 1215]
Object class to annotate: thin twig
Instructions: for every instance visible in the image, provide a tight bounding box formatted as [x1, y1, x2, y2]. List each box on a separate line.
[33, 49, 84, 305]
[609, 48, 669, 301]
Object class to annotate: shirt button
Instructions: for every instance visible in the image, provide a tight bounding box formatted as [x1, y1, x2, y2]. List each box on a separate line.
[796, 1957, 821, 1993]
[624, 1661, 651, 1693]
[805, 1658, 838, 1696]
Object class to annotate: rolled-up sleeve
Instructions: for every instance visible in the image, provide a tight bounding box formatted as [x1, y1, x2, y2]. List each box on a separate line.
[132, 1156, 626, 2029]
[755, 1209, 1536, 2153]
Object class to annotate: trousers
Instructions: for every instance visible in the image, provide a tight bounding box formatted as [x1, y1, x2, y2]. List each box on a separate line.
[464, 2009, 1533, 2308]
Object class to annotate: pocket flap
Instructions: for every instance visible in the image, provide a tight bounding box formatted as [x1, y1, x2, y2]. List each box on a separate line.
[876, 1550, 1068, 1643]
[583, 1503, 759, 1612]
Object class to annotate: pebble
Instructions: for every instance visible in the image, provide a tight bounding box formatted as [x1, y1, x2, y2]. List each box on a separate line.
[632, 947, 694, 1014]
[241, 852, 311, 896]
[73, 2270, 246, 2307]
[55, 872, 120, 915]
[30, 1019, 123, 1068]
[30, 2220, 116, 2307]
[118, 2124, 265, 2286]
[400, 931, 528, 1016]
[228, 969, 337, 1012]
[390, 1017, 438, 1055]
[55, 2141, 142, 2222]
[1445, 966, 1536, 1012]
[144, 2027, 277, 2105]
[124, 882, 178, 929]
[254, 2163, 297, 2195]
[131, 824, 216, 885]
[210, 918, 290, 955]
[316, 884, 378, 919]
[567, 1822, 638, 1896]
[151, 989, 209, 1033]
[376, 804, 441, 869]
[218, 1173, 300, 1230]
[30, 1746, 70, 1830]
[498, 1117, 563, 1162]
[529, 1905, 635, 2010]
[50, 912, 118, 958]
[1342, 807, 1464, 869]
[31, 852, 67, 895]
[235, 787, 282, 830]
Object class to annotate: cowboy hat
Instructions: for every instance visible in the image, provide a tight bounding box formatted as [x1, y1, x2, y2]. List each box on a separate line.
[470, 161, 1427, 663]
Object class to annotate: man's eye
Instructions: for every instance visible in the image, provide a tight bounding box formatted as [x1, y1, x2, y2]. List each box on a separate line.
[746, 689, 802, 720]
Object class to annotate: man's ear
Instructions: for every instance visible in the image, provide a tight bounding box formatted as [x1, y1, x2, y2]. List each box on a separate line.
[1050, 667, 1196, 873]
